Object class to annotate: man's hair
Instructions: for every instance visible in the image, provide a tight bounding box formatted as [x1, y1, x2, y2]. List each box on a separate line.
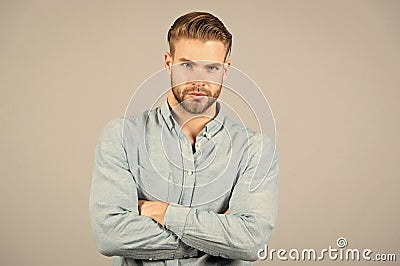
[167, 11, 232, 58]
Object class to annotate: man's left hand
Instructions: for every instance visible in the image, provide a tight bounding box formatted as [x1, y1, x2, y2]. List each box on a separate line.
[138, 200, 169, 225]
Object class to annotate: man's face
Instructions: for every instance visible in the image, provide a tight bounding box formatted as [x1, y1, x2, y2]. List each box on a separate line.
[165, 38, 230, 114]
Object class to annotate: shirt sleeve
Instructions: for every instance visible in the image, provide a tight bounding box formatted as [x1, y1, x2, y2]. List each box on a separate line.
[163, 134, 278, 261]
[89, 119, 199, 260]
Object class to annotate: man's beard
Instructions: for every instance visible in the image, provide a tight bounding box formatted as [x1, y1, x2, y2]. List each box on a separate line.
[172, 84, 221, 114]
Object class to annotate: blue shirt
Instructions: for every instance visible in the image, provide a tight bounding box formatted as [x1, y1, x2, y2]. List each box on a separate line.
[89, 100, 278, 265]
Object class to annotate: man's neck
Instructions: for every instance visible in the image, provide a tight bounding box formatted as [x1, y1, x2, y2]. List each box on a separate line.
[167, 93, 216, 145]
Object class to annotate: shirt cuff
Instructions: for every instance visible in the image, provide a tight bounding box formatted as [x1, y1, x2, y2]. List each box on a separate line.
[164, 204, 191, 238]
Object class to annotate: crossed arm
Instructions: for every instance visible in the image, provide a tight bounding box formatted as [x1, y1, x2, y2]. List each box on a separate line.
[138, 200, 230, 225]
[138, 200, 169, 225]
[89, 119, 278, 261]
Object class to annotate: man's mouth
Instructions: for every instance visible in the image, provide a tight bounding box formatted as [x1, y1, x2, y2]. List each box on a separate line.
[186, 92, 208, 99]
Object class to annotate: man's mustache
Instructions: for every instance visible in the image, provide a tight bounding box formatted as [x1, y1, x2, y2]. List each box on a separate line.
[183, 87, 211, 95]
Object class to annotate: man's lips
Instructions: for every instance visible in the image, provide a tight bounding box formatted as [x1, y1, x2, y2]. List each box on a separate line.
[187, 92, 208, 98]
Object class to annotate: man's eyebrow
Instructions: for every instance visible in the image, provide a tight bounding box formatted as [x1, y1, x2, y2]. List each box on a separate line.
[177, 58, 222, 66]
[177, 57, 193, 62]
[205, 62, 223, 66]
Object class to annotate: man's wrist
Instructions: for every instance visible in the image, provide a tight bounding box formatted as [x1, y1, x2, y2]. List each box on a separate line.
[138, 200, 169, 225]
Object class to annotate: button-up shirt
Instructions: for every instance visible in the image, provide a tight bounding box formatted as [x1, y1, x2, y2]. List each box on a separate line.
[89, 100, 278, 265]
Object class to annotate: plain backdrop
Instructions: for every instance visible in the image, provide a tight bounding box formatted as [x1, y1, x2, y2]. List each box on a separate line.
[1, 0, 399, 265]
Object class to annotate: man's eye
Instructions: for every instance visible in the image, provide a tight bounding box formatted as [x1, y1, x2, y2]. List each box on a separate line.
[182, 62, 193, 68]
[208, 66, 219, 72]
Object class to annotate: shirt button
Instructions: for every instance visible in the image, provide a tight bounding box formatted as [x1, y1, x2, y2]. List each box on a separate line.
[206, 133, 212, 140]
[148, 258, 153, 260]
[187, 170, 193, 176]
[183, 254, 189, 258]
[196, 143, 201, 148]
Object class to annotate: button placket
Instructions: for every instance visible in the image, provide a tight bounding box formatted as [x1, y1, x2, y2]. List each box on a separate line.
[177, 133, 196, 206]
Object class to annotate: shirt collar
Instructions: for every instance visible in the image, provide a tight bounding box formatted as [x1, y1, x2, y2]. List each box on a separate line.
[160, 99, 174, 130]
[204, 101, 225, 137]
[159, 99, 225, 136]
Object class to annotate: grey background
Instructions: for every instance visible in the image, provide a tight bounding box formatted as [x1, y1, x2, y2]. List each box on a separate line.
[0, 0, 399, 265]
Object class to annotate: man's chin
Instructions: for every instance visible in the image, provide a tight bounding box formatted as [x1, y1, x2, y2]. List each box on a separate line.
[181, 103, 209, 114]
[173, 94, 217, 115]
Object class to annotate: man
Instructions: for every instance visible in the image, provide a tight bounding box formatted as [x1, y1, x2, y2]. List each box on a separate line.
[90, 11, 278, 265]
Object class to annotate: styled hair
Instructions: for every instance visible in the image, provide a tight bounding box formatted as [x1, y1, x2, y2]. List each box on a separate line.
[167, 11, 232, 58]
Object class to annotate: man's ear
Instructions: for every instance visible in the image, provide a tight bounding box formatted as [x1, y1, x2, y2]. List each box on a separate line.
[223, 60, 231, 80]
[164, 52, 173, 75]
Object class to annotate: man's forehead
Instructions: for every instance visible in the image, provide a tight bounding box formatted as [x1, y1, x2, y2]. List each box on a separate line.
[172, 38, 227, 62]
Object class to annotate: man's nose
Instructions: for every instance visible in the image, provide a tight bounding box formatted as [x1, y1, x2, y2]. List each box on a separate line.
[191, 79, 206, 87]
[191, 66, 208, 83]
